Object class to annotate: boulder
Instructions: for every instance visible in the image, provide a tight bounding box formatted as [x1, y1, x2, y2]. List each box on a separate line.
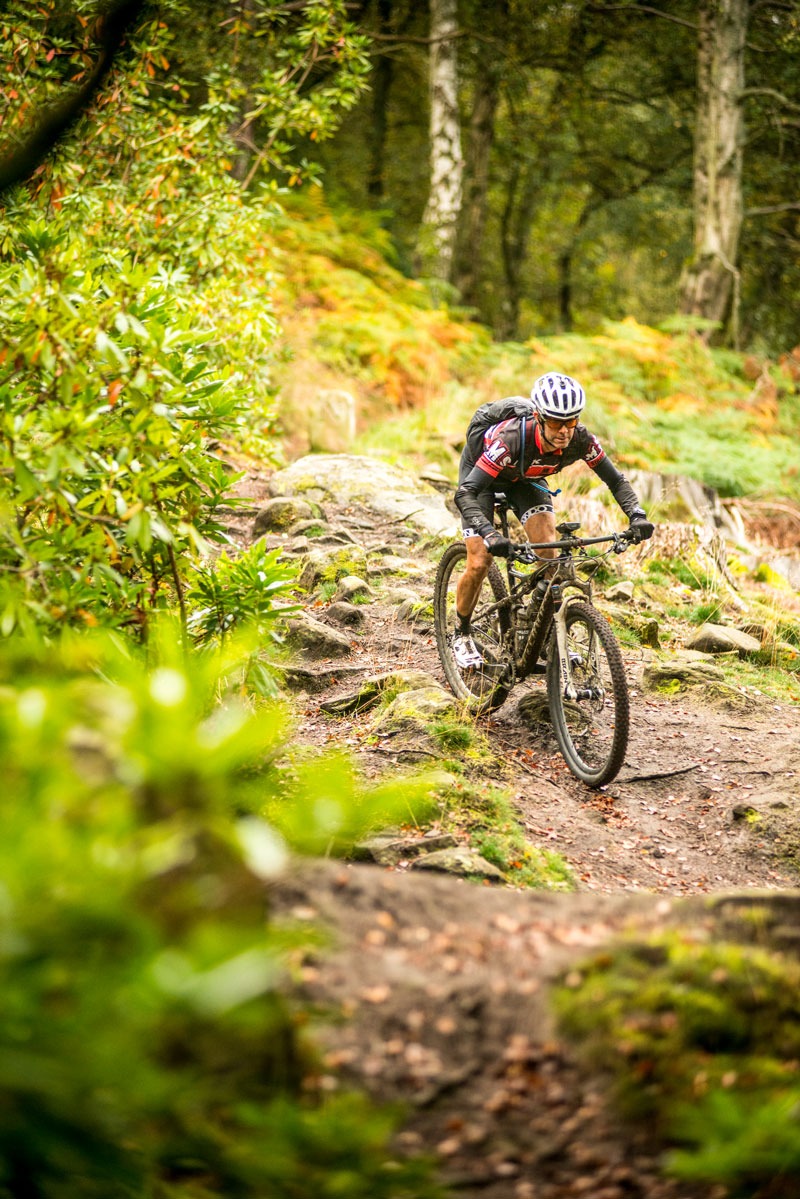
[269, 453, 459, 538]
[281, 663, 365, 694]
[604, 580, 635, 603]
[601, 603, 660, 648]
[411, 847, 507, 883]
[326, 601, 366, 627]
[685, 623, 761, 657]
[288, 518, 329, 537]
[320, 669, 442, 716]
[284, 612, 352, 659]
[298, 545, 368, 592]
[372, 686, 457, 732]
[253, 496, 315, 535]
[352, 831, 458, 866]
[367, 555, 421, 578]
[626, 469, 746, 541]
[384, 586, 422, 606]
[394, 598, 434, 625]
[333, 575, 374, 603]
[642, 659, 725, 690]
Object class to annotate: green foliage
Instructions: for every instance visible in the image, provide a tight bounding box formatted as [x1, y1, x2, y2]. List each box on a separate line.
[436, 780, 575, 892]
[186, 540, 300, 648]
[687, 600, 724, 625]
[0, 232, 241, 635]
[0, 0, 375, 642]
[0, 626, 441, 1197]
[555, 933, 800, 1196]
[429, 716, 475, 752]
[473, 830, 575, 891]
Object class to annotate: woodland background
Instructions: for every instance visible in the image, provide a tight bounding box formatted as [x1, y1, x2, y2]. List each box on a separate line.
[1, 2, 800, 1196]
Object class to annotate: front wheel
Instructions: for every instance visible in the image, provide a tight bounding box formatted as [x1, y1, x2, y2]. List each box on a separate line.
[546, 600, 629, 786]
[434, 542, 512, 713]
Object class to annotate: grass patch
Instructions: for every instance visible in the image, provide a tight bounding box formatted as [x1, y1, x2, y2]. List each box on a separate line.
[554, 932, 800, 1195]
[428, 717, 475, 753]
[687, 599, 725, 625]
[717, 655, 800, 703]
[473, 830, 575, 890]
[433, 780, 575, 891]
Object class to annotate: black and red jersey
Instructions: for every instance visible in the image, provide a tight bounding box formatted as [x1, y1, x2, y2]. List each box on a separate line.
[455, 414, 641, 539]
[474, 417, 606, 481]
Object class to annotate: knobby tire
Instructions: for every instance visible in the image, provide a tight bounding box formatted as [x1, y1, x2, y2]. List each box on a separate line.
[546, 600, 629, 786]
[434, 542, 512, 714]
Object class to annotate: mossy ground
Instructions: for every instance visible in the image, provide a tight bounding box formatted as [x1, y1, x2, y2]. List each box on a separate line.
[554, 930, 800, 1196]
[432, 777, 575, 891]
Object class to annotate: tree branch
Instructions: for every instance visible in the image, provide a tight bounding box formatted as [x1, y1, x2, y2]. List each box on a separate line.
[739, 87, 800, 111]
[746, 201, 800, 217]
[586, 4, 699, 32]
[0, 0, 146, 197]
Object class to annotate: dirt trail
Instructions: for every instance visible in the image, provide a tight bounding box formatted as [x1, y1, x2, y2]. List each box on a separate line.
[233, 468, 800, 1199]
[236, 477, 799, 897]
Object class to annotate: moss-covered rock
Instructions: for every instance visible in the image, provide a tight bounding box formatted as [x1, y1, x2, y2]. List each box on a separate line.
[372, 686, 457, 732]
[554, 927, 800, 1196]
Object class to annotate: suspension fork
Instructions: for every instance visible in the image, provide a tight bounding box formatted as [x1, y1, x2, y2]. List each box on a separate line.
[551, 591, 578, 701]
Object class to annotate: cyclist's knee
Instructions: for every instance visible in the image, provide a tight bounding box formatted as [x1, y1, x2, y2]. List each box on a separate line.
[464, 537, 491, 573]
[524, 511, 557, 558]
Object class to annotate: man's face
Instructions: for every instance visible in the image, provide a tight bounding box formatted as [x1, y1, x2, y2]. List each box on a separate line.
[541, 415, 579, 450]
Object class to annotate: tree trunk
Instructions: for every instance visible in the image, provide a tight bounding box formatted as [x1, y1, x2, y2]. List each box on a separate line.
[227, 0, 256, 184]
[366, 0, 394, 202]
[417, 0, 463, 281]
[498, 156, 538, 341]
[680, 0, 748, 343]
[452, 64, 500, 305]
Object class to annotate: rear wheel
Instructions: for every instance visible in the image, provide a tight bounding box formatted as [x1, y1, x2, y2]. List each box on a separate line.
[546, 600, 629, 786]
[434, 542, 512, 713]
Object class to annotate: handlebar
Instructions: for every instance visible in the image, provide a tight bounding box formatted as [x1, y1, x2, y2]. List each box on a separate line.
[509, 528, 635, 563]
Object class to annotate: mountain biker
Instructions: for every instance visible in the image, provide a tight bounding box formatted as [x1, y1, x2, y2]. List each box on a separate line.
[452, 372, 654, 668]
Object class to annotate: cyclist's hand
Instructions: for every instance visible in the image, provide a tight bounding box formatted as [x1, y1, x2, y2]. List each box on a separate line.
[628, 512, 654, 544]
[484, 530, 512, 557]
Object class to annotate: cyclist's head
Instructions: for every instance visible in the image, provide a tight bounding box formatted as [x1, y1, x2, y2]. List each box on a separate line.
[531, 372, 586, 422]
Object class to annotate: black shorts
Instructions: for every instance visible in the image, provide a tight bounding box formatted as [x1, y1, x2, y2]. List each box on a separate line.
[459, 481, 554, 538]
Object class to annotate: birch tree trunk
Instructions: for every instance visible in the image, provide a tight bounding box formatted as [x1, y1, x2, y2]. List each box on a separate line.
[680, 0, 748, 342]
[417, 0, 463, 281]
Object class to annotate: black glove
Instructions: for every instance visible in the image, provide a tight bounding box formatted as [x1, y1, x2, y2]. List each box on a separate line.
[484, 530, 512, 557]
[628, 510, 654, 544]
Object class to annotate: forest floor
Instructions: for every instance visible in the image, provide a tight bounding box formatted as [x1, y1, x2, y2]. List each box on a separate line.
[232, 465, 800, 1199]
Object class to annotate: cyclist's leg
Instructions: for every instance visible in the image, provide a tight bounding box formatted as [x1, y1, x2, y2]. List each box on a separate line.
[454, 480, 495, 623]
[455, 533, 491, 621]
[512, 483, 558, 560]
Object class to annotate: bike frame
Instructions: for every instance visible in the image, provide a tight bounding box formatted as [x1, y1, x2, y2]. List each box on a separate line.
[493, 500, 630, 690]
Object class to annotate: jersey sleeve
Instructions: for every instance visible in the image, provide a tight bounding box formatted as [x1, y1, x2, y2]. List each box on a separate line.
[454, 462, 500, 538]
[581, 431, 606, 469]
[475, 426, 515, 478]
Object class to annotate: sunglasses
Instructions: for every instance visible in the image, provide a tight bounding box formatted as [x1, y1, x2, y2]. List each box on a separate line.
[543, 416, 579, 430]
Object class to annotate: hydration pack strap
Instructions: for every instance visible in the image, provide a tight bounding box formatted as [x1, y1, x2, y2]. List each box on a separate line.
[520, 417, 561, 497]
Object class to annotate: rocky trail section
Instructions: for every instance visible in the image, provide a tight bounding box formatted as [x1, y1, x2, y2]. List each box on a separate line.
[227, 452, 800, 1198]
[231, 452, 800, 898]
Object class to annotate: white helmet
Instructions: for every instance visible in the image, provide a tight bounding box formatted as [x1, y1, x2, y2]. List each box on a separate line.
[531, 372, 586, 419]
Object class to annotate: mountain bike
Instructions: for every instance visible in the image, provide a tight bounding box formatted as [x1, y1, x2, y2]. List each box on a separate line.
[433, 498, 638, 786]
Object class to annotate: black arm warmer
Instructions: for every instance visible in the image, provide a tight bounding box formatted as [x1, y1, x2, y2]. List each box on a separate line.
[594, 457, 642, 517]
[454, 467, 497, 538]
